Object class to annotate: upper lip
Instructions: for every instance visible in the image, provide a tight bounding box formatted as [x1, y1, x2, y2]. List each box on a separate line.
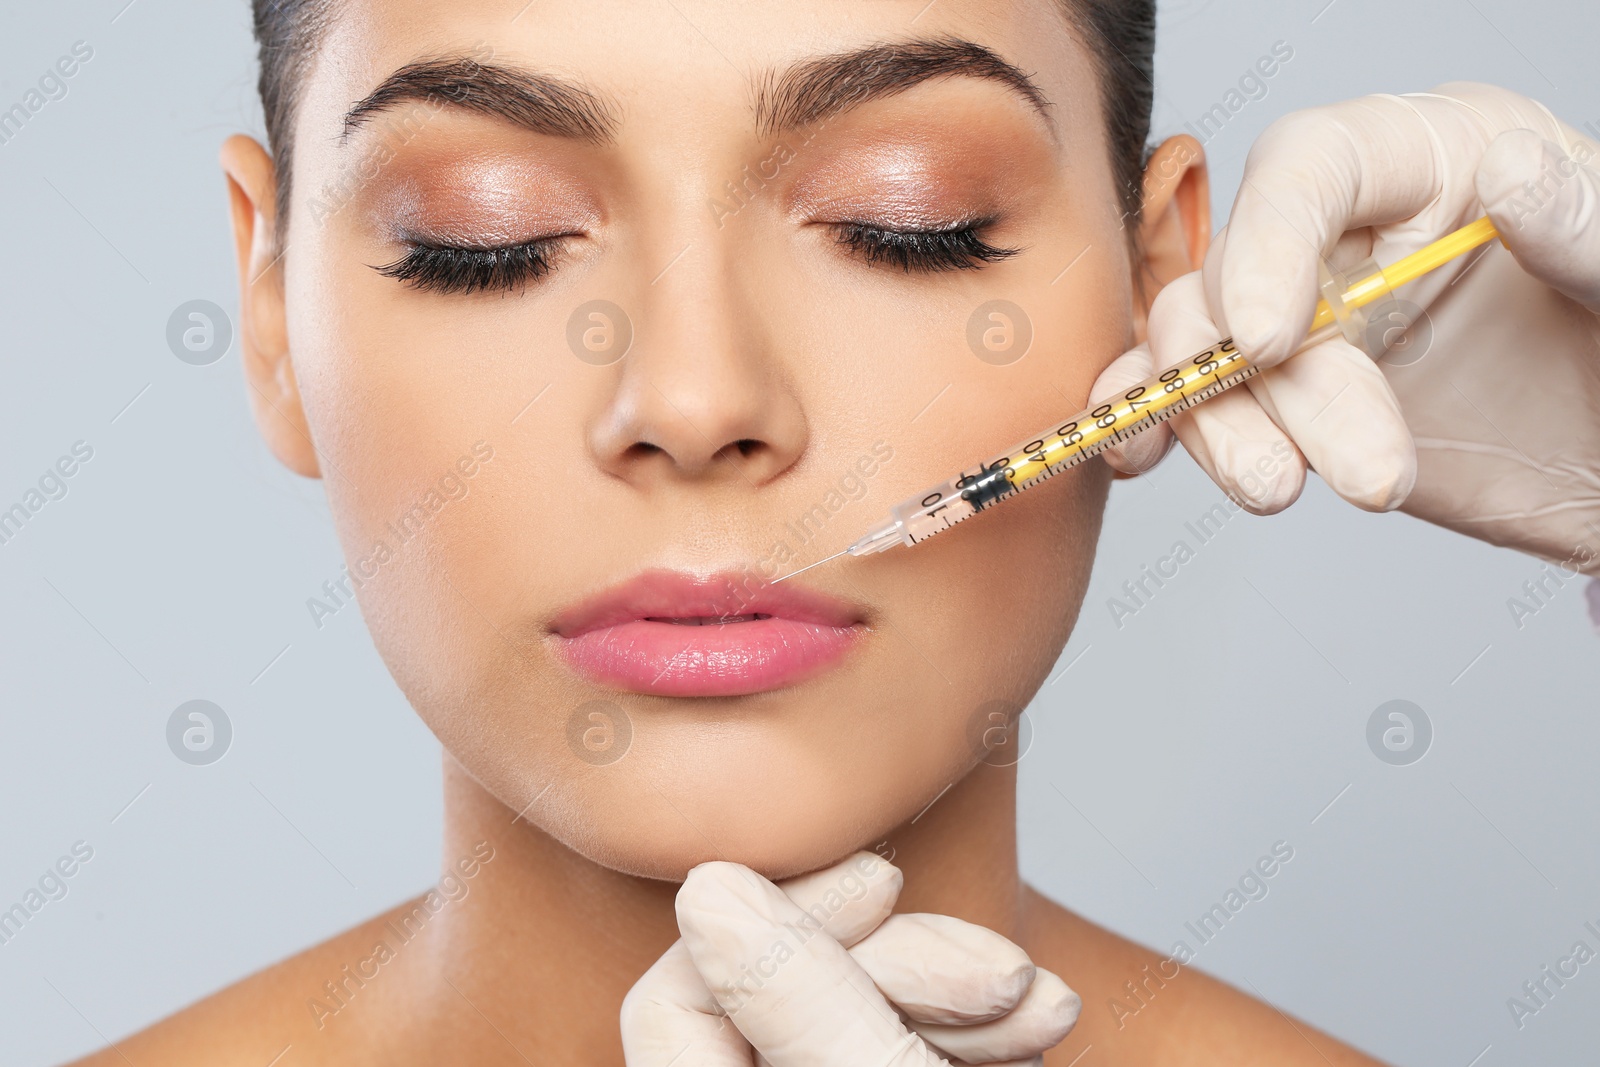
[549, 568, 864, 639]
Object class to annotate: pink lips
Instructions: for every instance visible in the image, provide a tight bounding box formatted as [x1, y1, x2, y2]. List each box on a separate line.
[549, 569, 865, 697]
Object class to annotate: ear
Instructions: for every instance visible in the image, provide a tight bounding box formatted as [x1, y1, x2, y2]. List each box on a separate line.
[220, 134, 321, 479]
[1129, 134, 1211, 345]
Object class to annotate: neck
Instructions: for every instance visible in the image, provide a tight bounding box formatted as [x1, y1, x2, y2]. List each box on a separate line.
[420, 751, 1023, 1061]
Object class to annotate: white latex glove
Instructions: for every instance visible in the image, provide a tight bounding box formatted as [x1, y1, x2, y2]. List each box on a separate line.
[620, 851, 1081, 1066]
[1095, 82, 1600, 576]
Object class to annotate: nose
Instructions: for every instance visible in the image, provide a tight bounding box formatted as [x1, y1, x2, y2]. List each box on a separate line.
[587, 242, 808, 488]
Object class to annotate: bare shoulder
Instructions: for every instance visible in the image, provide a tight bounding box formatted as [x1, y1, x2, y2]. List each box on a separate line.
[1021, 884, 1390, 1067]
[63, 894, 432, 1067]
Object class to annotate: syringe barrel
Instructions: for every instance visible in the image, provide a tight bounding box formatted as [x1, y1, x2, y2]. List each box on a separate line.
[883, 337, 1255, 548]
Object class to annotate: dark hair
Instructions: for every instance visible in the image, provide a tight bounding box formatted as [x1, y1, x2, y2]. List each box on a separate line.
[250, 0, 1156, 254]
[1065, 0, 1158, 224]
[252, 0, 340, 254]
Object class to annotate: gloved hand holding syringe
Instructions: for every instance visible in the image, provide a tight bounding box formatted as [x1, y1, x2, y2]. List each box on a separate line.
[777, 217, 1502, 581]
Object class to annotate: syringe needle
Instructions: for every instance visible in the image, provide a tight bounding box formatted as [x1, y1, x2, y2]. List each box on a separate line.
[769, 547, 851, 584]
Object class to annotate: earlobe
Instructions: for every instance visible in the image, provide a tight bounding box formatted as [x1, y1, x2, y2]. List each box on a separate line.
[1129, 135, 1212, 343]
[219, 133, 321, 479]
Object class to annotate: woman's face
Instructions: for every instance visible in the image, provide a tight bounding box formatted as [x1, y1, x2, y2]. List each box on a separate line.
[267, 0, 1141, 881]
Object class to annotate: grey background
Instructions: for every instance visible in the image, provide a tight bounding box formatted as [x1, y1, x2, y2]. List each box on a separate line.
[0, 1, 1595, 1064]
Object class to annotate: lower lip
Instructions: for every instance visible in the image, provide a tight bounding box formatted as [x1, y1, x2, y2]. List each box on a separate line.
[554, 617, 863, 697]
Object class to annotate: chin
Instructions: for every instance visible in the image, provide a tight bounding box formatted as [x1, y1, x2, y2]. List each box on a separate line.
[526, 745, 938, 883]
[568, 819, 875, 884]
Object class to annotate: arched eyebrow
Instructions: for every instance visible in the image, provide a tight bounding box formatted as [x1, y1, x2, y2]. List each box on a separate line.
[754, 37, 1055, 139]
[338, 37, 1053, 148]
[339, 57, 620, 144]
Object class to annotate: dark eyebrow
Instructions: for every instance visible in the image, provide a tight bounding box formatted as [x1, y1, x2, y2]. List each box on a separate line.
[340, 57, 619, 145]
[754, 37, 1054, 138]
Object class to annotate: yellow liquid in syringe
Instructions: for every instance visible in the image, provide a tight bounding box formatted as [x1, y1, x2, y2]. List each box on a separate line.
[882, 337, 1251, 548]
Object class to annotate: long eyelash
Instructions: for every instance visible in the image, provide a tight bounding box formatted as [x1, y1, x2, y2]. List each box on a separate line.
[373, 239, 560, 295]
[834, 220, 1021, 273]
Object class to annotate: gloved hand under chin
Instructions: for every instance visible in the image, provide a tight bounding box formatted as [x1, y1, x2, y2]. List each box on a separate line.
[621, 851, 1080, 1066]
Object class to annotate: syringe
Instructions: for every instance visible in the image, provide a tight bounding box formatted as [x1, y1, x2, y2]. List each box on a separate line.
[774, 216, 1502, 582]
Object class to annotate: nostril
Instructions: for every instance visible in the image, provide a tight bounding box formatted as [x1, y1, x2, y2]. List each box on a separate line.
[733, 439, 760, 458]
[625, 442, 665, 460]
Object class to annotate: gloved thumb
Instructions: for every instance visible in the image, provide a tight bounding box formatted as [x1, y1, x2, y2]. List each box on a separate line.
[677, 861, 948, 1064]
[1476, 127, 1600, 311]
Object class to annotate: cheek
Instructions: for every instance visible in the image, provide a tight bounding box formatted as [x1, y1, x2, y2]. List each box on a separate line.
[283, 234, 569, 719]
[802, 249, 1125, 797]
[857, 449, 1111, 784]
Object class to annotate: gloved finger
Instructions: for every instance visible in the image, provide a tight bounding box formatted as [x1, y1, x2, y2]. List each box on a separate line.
[1477, 128, 1600, 311]
[759, 1058, 1042, 1067]
[1200, 229, 1413, 512]
[846, 913, 1034, 1025]
[1172, 388, 1307, 515]
[678, 860, 950, 1065]
[622, 941, 752, 1066]
[778, 851, 904, 948]
[1089, 342, 1176, 476]
[758, 1052, 1044, 1067]
[1147, 270, 1307, 514]
[760, 1058, 1042, 1067]
[909, 967, 1080, 1065]
[1218, 95, 1445, 367]
[622, 853, 902, 1066]
[1215, 85, 1569, 369]
[1244, 337, 1418, 512]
